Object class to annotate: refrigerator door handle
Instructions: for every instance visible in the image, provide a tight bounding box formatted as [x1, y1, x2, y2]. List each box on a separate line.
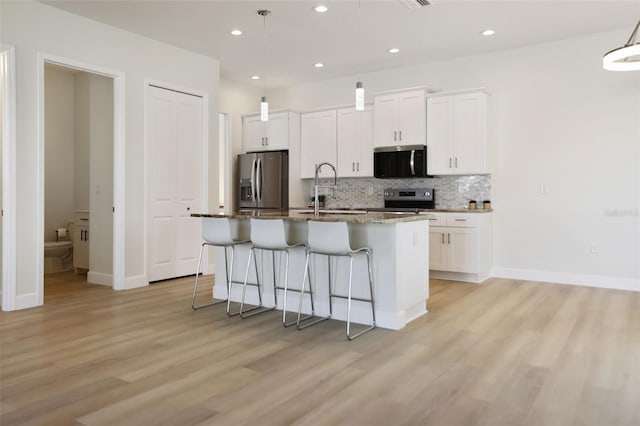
[251, 157, 257, 201]
[256, 158, 262, 203]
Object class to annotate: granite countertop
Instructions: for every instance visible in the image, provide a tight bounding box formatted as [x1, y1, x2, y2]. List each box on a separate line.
[289, 207, 494, 214]
[415, 208, 493, 214]
[191, 210, 430, 224]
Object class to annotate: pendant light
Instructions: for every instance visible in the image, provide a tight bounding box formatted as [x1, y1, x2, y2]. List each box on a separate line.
[355, 0, 364, 111]
[258, 9, 271, 121]
[603, 20, 640, 71]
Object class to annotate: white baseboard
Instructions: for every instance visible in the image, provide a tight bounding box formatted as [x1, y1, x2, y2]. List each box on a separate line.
[87, 271, 113, 286]
[122, 274, 148, 290]
[492, 267, 640, 292]
[15, 292, 40, 310]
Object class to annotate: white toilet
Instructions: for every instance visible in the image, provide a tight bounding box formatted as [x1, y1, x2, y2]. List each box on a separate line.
[44, 222, 74, 274]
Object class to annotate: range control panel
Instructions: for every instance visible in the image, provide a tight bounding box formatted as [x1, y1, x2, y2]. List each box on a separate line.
[383, 188, 434, 202]
[383, 188, 435, 209]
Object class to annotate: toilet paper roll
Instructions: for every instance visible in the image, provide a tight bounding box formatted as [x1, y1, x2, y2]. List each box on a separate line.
[57, 228, 67, 238]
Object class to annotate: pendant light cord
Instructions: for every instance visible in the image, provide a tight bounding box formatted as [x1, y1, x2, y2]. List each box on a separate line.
[263, 12, 267, 98]
[358, 0, 362, 80]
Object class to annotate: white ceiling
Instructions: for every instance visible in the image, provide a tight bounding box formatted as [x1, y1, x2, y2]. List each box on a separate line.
[43, 0, 640, 89]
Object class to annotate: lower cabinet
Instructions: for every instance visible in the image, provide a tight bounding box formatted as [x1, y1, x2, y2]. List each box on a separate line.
[424, 212, 492, 283]
[72, 211, 90, 273]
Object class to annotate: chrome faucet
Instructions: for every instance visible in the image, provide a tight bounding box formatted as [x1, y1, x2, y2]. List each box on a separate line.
[314, 162, 337, 217]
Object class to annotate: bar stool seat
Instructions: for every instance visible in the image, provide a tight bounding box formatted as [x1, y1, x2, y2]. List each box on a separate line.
[298, 220, 376, 340]
[191, 216, 249, 316]
[241, 218, 316, 327]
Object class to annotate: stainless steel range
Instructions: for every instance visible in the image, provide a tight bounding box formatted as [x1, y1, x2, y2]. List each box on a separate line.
[368, 188, 435, 213]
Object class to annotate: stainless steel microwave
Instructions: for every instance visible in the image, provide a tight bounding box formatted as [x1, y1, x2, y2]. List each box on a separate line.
[374, 145, 430, 178]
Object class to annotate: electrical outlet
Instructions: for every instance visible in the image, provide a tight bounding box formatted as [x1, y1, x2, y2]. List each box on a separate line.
[539, 183, 546, 195]
[590, 243, 600, 254]
[368, 187, 374, 196]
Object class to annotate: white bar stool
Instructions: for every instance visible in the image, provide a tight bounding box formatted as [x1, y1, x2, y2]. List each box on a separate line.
[191, 216, 249, 316]
[241, 218, 316, 327]
[298, 220, 376, 340]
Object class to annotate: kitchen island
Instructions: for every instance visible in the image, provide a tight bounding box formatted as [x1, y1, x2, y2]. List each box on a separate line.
[192, 211, 430, 330]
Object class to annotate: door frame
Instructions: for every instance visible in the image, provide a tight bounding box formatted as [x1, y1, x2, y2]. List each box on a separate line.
[1, 44, 17, 311]
[220, 112, 233, 213]
[37, 52, 126, 301]
[144, 80, 209, 282]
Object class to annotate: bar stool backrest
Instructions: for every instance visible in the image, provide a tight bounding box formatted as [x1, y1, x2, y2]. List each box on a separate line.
[201, 217, 234, 245]
[308, 221, 353, 254]
[250, 218, 289, 249]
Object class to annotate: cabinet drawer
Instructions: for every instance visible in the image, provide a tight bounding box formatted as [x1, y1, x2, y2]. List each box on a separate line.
[420, 212, 446, 227]
[446, 214, 477, 228]
[74, 211, 90, 224]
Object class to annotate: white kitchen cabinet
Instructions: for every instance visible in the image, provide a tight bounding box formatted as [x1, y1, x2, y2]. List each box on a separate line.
[242, 111, 291, 152]
[374, 89, 426, 148]
[427, 90, 491, 175]
[300, 110, 337, 179]
[424, 211, 492, 283]
[337, 106, 373, 177]
[72, 211, 90, 273]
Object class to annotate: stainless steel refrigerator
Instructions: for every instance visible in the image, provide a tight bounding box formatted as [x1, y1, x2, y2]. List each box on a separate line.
[238, 150, 289, 210]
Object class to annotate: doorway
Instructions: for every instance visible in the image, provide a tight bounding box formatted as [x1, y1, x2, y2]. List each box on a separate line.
[36, 53, 125, 307]
[43, 63, 114, 292]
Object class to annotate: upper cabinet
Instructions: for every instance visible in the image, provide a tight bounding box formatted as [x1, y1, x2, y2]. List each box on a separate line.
[300, 110, 337, 179]
[337, 106, 373, 178]
[242, 111, 291, 152]
[427, 90, 491, 175]
[374, 89, 426, 148]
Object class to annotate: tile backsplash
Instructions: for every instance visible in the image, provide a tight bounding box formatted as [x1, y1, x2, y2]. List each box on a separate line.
[306, 175, 491, 210]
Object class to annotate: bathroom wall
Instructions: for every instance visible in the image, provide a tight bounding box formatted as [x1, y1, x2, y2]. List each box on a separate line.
[44, 65, 75, 242]
[308, 175, 491, 210]
[74, 73, 90, 211]
[74, 71, 114, 281]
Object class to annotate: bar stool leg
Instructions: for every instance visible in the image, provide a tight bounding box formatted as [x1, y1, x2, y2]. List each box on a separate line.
[366, 250, 376, 327]
[297, 251, 331, 330]
[192, 242, 226, 310]
[240, 247, 275, 319]
[346, 252, 376, 341]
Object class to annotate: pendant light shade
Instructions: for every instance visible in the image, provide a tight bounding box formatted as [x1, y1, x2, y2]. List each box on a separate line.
[603, 20, 640, 71]
[260, 96, 268, 121]
[355, 82, 364, 111]
[258, 9, 271, 120]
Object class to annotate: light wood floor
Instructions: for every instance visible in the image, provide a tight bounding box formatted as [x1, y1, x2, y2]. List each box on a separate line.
[1, 272, 638, 426]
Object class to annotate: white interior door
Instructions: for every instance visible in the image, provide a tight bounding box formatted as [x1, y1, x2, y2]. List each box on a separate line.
[148, 86, 203, 282]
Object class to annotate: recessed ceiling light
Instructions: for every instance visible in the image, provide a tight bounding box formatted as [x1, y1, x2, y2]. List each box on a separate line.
[314, 5, 328, 13]
[314, 63, 324, 68]
[251, 75, 260, 80]
[482, 29, 495, 36]
[388, 48, 400, 54]
[230, 29, 243, 36]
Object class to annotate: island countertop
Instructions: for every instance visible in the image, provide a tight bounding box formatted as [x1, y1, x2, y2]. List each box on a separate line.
[191, 210, 431, 224]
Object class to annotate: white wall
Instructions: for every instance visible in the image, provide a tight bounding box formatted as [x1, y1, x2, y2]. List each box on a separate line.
[44, 65, 75, 242]
[268, 30, 640, 288]
[1, 1, 220, 300]
[0, 58, 3, 279]
[219, 78, 263, 212]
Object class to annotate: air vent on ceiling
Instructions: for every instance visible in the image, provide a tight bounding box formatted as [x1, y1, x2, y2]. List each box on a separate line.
[401, 0, 430, 9]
